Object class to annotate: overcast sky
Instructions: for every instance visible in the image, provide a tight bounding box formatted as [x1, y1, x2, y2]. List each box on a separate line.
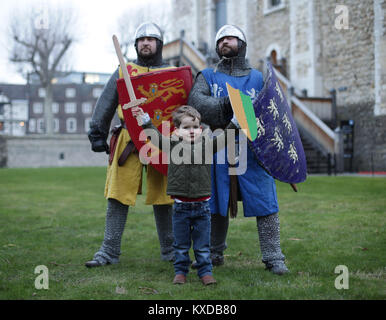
[0, 0, 172, 84]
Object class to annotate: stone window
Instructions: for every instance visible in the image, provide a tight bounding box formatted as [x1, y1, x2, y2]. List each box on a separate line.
[270, 50, 278, 65]
[66, 117, 77, 133]
[215, 0, 227, 32]
[263, 0, 286, 15]
[266, 43, 282, 66]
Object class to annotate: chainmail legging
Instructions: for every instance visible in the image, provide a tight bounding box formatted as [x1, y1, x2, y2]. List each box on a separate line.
[153, 204, 174, 261]
[256, 213, 285, 264]
[210, 212, 285, 264]
[93, 199, 173, 264]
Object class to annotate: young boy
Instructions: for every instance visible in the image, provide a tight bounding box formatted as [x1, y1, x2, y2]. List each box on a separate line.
[131, 105, 238, 285]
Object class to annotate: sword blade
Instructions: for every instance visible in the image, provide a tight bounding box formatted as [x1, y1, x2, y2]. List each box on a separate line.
[112, 35, 136, 102]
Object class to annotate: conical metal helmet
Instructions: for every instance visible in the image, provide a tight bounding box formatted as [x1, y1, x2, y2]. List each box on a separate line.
[134, 22, 163, 42]
[215, 24, 246, 45]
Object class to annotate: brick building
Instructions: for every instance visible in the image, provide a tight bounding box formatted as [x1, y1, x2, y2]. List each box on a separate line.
[27, 72, 110, 135]
[0, 72, 110, 136]
[0, 72, 111, 168]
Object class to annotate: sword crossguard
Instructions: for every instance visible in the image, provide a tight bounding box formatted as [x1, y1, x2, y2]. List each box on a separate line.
[122, 97, 147, 110]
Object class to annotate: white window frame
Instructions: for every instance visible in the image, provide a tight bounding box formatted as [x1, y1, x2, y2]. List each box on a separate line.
[52, 102, 60, 114]
[11, 99, 28, 119]
[64, 102, 77, 114]
[66, 117, 77, 133]
[82, 102, 93, 114]
[84, 117, 91, 133]
[37, 118, 45, 133]
[38, 88, 46, 98]
[92, 87, 103, 99]
[263, 0, 286, 16]
[53, 118, 60, 133]
[29, 118, 36, 132]
[33, 102, 43, 114]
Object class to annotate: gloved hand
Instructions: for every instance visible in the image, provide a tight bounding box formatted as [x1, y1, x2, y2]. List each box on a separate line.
[138, 112, 151, 126]
[90, 138, 110, 154]
[131, 107, 151, 126]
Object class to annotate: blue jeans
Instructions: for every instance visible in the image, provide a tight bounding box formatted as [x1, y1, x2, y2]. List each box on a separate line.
[172, 201, 212, 278]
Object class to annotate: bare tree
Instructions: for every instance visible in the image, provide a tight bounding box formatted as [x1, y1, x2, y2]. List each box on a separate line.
[8, 4, 78, 135]
[116, 1, 172, 61]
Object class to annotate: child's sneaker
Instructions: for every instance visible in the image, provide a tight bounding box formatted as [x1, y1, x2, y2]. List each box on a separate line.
[200, 275, 217, 286]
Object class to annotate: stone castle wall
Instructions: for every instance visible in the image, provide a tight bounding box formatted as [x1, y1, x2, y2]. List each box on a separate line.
[169, 0, 386, 172]
[318, 0, 375, 105]
[248, 0, 290, 70]
[2, 135, 108, 168]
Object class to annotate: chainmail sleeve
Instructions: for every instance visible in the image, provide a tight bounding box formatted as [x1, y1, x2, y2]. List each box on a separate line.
[187, 72, 233, 130]
[88, 68, 120, 142]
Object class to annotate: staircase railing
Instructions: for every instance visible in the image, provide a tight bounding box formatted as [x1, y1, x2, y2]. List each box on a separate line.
[275, 68, 343, 172]
[163, 37, 207, 76]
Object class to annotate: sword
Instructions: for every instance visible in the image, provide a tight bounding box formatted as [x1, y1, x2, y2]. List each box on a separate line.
[112, 35, 147, 109]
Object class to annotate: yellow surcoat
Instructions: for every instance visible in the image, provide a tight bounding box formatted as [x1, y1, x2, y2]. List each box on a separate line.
[104, 62, 173, 206]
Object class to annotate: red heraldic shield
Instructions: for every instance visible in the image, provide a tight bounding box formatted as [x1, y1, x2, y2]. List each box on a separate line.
[117, 66, 193, 175]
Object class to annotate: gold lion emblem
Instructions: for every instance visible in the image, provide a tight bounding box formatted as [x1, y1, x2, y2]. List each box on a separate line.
[136, 79, 187, 104]
[152, 109, 164, 127]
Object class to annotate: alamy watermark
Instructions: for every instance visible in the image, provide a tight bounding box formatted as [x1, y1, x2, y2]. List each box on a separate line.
[34, 7, 50, 30]
[34, 265, 49, 290]
[335, 5, 349, 30]
[334, 265, 349, 290]
[137, 127, 249, 175]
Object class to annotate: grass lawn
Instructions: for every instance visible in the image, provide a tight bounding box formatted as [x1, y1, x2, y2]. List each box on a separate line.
[0, 167, 385, 300]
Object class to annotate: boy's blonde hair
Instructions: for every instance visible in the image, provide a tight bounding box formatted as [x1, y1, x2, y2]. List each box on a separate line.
[172, 105, 201, 127]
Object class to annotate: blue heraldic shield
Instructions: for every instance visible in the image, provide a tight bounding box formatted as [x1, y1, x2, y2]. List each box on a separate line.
[250, 62, 307, 184]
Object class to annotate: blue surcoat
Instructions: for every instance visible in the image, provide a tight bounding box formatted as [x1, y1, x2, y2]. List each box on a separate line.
[201, 68, 279, 217]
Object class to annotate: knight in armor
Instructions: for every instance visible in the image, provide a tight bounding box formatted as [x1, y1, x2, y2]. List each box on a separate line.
[85, 22, 174, 268]
[187, 25, 289, 275]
